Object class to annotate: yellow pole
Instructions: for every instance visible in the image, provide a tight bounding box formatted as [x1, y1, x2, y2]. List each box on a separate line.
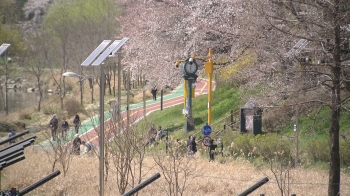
[184, 79, 187, 108]
[204, 48, 213, 125]
[208, 72, 212, 125]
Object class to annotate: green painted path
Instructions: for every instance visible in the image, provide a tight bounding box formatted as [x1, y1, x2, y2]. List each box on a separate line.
[40, 84, 186, 147]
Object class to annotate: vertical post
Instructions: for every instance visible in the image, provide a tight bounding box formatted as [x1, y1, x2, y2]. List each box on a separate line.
[204, 48, 213, 125]
[113, 61, 116, 97]
[80, 79, 83, 106]
[4, 57, 8, 115]
[99, 64, 105, 196]
[295, 69, 300, 168]
[295, 104, 299, 167]
[230, 110, 234, 125]
[208, 72, 212, 124]
[91, 78, 94, 103]
[185, 79, 194, 132]
[118, 52, 122, 125]
[165, 129, 168, 153]
[143, 90, 146, 119]
[126, 72, 130, 127]
[160, 89, 163, 110]
[184, 80, 187, 108]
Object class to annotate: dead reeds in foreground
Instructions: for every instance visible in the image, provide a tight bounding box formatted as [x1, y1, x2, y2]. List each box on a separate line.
[2, 147, 350, 196]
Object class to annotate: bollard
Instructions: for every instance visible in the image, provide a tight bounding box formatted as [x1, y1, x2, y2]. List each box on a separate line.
[165, 129, 169, 154]
[291, 194, 296, 196]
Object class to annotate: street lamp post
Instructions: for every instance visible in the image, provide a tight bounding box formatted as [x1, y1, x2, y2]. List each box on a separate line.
[62, 72, 93, 106]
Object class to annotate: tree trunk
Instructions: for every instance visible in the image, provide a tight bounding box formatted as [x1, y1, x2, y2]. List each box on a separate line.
[328, 10, 342, 194]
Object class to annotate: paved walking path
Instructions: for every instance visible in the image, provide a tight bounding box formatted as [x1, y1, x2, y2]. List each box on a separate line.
[40, 78, 215, 147]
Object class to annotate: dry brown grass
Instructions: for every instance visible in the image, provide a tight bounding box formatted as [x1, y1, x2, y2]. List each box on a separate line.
[2, 147, 350, 196]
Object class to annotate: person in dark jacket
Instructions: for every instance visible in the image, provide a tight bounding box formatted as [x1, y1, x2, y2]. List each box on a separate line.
[208, 139, 217, 162]
[49, 114, 58, 141]
[61, 117, 69, 140]
[72, 134, 82, 155]
[7, 129, 16, 145]
[151, 86, 157, 100]
[187, 136, 197, 156]
[73, 114, 80, 134]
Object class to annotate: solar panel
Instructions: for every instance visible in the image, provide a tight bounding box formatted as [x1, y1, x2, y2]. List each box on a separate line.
[81, 40, 111, 66]
[0, 43, 11, 56]
[92, 40, 122, 66]
[110, 38, 129, 56]
[284, 39, 308, 58]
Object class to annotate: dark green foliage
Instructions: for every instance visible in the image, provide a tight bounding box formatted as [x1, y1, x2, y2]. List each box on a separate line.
[303, 138, 330, 163]
[252, 134, 292, 163]
[340, 141, 350, 166]
[230, 133, 255, 158]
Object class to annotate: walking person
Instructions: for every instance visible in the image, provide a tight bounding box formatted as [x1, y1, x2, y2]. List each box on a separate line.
[73, 114, 80, 134]
[49, 114, 58, 141]
[151, 86, 157, 100]
[208, 139, 217, 162]
[72, 134, 82, 155]
[7, 129, 16, 145]
[61, 117, 69, 140]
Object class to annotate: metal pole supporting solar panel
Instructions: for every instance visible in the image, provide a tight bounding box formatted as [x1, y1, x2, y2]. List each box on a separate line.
[82, 40, 111, 196]
[82, 39, 128, 196]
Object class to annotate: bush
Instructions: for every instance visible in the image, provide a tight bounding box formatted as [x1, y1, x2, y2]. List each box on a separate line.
[43, 106, 57, 115]
[251, 134, 292, 163]
[19, 113, 31, 120]
[64, 98, 82, 117]
[231, 133, 255, 158]
[340, 141, 350, 166]
[303, 138, 329, 163]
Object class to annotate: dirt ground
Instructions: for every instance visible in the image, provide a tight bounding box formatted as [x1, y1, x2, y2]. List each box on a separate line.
[2, 147, 350, 196]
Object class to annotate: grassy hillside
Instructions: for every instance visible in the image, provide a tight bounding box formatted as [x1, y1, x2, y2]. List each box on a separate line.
[138, 84, 241, 141]
[137, 78, 350, 170]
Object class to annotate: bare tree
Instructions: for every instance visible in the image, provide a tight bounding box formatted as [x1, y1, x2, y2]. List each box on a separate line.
[152, 139, 201, 196]
[23, 30, 51, 111]
[107, 117, 147, 195]
[41, 135, 73, 177]
[243, 1, 350, 195]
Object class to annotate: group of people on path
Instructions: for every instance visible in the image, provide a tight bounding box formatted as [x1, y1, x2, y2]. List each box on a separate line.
[49, 114, 95, 155]
[187, 135, 219, 162]
[49, 114, 81, 141]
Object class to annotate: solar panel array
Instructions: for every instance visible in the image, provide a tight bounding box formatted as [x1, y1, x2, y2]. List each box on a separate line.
[81, 38, 129, 66]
